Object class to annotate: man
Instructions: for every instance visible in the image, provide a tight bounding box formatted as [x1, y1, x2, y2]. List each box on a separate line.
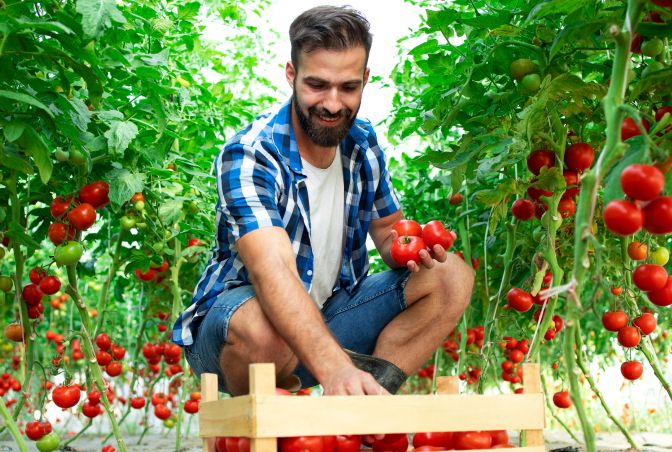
[172, 5, 473, 397]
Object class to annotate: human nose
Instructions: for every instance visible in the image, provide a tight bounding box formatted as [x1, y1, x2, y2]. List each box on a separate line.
[322, 87, 343, 115]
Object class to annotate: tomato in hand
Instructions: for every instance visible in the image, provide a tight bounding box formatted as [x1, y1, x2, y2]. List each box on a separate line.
[392, 219, 422, 237]
[643, 197, 672, 235]
[526, 150, 555, 175]
[67, 203, 97, 230]
[621, 361, 643, 380]
[511, 199, 535, 221]
[78, 181, 110, 209]
[620, 164, 664, 201]
[390, 236, 426, 266]
[506, 288, 533, 312]
[422, 220, 455, 251]
[603, 200, 643, 236]
[564, 143, 594, 172]
[602, 311, 628, 332]
[552, 391, 572, 408]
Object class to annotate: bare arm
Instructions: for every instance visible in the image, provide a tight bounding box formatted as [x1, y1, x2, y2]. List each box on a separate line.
[237, 226, 384, 394]
[369, 210, 405, 269]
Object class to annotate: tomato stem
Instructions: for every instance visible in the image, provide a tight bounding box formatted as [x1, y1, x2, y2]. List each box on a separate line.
[0, 397, 26, 452]
[94, 228, 126, 336]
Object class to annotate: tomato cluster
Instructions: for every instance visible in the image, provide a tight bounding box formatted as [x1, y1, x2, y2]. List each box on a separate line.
[440, 326, 485, 386]
[390, 219, 456, 266]
[20, 267, 62, 320]
[94, 333, 126, 378]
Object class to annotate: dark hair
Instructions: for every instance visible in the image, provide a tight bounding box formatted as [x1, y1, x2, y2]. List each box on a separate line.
[289, 5, 372, 71]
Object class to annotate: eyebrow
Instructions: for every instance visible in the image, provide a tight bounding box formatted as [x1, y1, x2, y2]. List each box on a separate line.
[302, 76, 363, 86]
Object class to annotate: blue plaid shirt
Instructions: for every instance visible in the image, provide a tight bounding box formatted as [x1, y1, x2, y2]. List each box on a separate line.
[172, 99, 401, 346]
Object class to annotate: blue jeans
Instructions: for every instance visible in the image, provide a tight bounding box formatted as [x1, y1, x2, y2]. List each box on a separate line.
[184, 268, 411, 393]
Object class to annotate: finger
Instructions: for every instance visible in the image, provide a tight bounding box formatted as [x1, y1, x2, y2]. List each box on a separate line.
[390, 229, 399, 240]
[363, 377, 388, 396]
[419, 249, 434, 268]
[407, 261, 419, 273]
[432, 245, 447, 262]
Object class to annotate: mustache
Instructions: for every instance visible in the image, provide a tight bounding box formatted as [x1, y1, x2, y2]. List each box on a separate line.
[308, 106, 352, 119]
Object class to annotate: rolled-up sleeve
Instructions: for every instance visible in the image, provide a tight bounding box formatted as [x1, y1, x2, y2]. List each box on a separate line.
[217, 142, 285, 241]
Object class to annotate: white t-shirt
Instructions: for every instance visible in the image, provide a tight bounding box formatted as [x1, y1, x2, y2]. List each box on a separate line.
[300, 148, 345, 308]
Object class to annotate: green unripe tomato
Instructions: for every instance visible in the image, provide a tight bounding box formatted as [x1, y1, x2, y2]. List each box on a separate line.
[54, 148, 70, 162]
[521, 73, 541, 93]
[36, 432, 60, 452]
[642, 38, 664, 57]
[54, 241, 83, 266]
[120, 215, 136, 230]
[509, 58, 538, 80]
[0, 275, 13, 293]
[69, 149, 86, 166]
[651, 247, 670, 266]
[135, 222, 147, 229]
[152, 242, 165, 253]
[163, 418, 176, 428]
[134, 201, 145, 211]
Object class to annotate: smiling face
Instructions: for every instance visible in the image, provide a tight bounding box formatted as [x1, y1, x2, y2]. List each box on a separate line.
[287, 46, 370, 148]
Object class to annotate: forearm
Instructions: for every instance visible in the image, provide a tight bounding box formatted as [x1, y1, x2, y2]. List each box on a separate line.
[250, 263, 351, 383]
[377, 231, 404, 270]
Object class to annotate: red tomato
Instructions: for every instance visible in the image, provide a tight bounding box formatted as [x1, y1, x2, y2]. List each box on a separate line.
[511, 199, 535, 221]
[602, 311, 628, 332]
[627, 241, 647, 261]
[184, 399, 199, 414]
[620, 164, 664, 201]
[39, 276, 61, 295]
[526, 150, 555, 175]
[564, 143, 594, 172]
[558, 198, 576, 218]
[553, 391, 572, 408]
[25, 420, 46, 440]
[647, 276, 672, 306]
[452, 431, 492, 450]
[621, 117, 650, 141]
[390, 236, 426, 266]
[135, 268, 157, 282]
[67, 203, 97, 230]
[621, 361, 644, 380]
[154, 403, 171, 420]
[22, 284, 43, 306]
[449, 193, 463, 205]
[392, 219, 423, 237]
[643, 197, 672, 235]
[634, 312, 657, 335]
[279, 436, 325, 452]
[130, 397, 145, 409]
[47, 222, 76, 245]
[632, 264, 668, 291]
[52, 384, 81, 408]
[79, 181, 110, 209]
[505, 288, 533, 312]
[82, 400, 102, 418]
[488, 430, 509, 446]
[412, 432, 449, 449]
[372, 434, 408, 452]
[422, 220, 455, 251]
[603, 200, 643, 236]
[562, 170, 580, 198]
[87, 390, 101, 404]
[29, 267, 46, 283]
[106, 361, 122, 377]
[655, 106, 672, 122]
[96, 350, 113, 366]
[322, 436, 337, 452]
[102, 446, 116, 452]
[527, 185, 552, 203]
[95, 333, 111, 350]
[617, 326, 641, 348]
[51, 195, 73, 218]
[112, 345, 126, 360]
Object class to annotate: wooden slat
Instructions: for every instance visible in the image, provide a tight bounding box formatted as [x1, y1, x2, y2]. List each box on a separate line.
[201, 373, 219, 452]
[249, 364, 277, 452]
[200, 395, 253, 438]
[522, 363, 545, 447]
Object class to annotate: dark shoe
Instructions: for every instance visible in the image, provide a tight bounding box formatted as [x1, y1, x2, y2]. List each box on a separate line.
[344, 349, 407, 394]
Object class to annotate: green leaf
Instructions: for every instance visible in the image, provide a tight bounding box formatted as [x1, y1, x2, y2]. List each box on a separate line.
[602, 138, 647, 204]
[14, 18, 74, 35]
[106, 167, 145, 208]
[178, 2, 201, 20]
[159, 200, 184, 225]
[105, 120, 139, 156]
[631, 67, 672, 98]
[0, 90, 54, 118]
[16, 126, 52, 184]
[3, 122, 25, 142]
[0, 144, 33, 175]
[76, 0, 126, 39]
[409, 39, 440, 57]
[7, 221, 41, 251]
[549, 19, 609, 61]
[527, 0, 587, 22]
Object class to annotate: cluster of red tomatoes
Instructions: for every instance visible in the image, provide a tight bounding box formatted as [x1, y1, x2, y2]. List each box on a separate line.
[94, 333, 126, 378]
[134, 259, 170, 282]
[24, 418, 58, 449]
[603, 163, 671, 237]
[601, 308, 656, 380]
[512, 142, 594, 222]
[441, 326, 485, 385]
[390, 219, 456, 266]
[498, 337, 529, 390]
[0, 371, 21, 401]
[20, 266, 62, 321]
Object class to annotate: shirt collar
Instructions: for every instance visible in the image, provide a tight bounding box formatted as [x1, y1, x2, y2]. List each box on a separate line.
[271, 98, 370, 174]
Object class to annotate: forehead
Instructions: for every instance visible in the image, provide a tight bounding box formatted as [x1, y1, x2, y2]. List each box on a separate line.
[296, 46, 367, 81]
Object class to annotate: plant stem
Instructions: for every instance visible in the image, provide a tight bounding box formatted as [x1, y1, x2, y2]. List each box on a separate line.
[541, 374, 581, 444]
[0, 397, 26, 452]
[94, 229, 125, 336]
[574, 326, 638, 448]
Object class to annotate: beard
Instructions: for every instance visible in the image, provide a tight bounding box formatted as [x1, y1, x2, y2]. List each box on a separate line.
[292, 88, 357, 147]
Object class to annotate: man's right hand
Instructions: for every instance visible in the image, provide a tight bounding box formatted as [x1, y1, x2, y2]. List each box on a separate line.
[321, 365, 390, 396]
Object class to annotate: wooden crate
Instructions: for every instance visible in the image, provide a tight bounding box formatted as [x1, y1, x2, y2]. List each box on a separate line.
[199, 363, 546, 452]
